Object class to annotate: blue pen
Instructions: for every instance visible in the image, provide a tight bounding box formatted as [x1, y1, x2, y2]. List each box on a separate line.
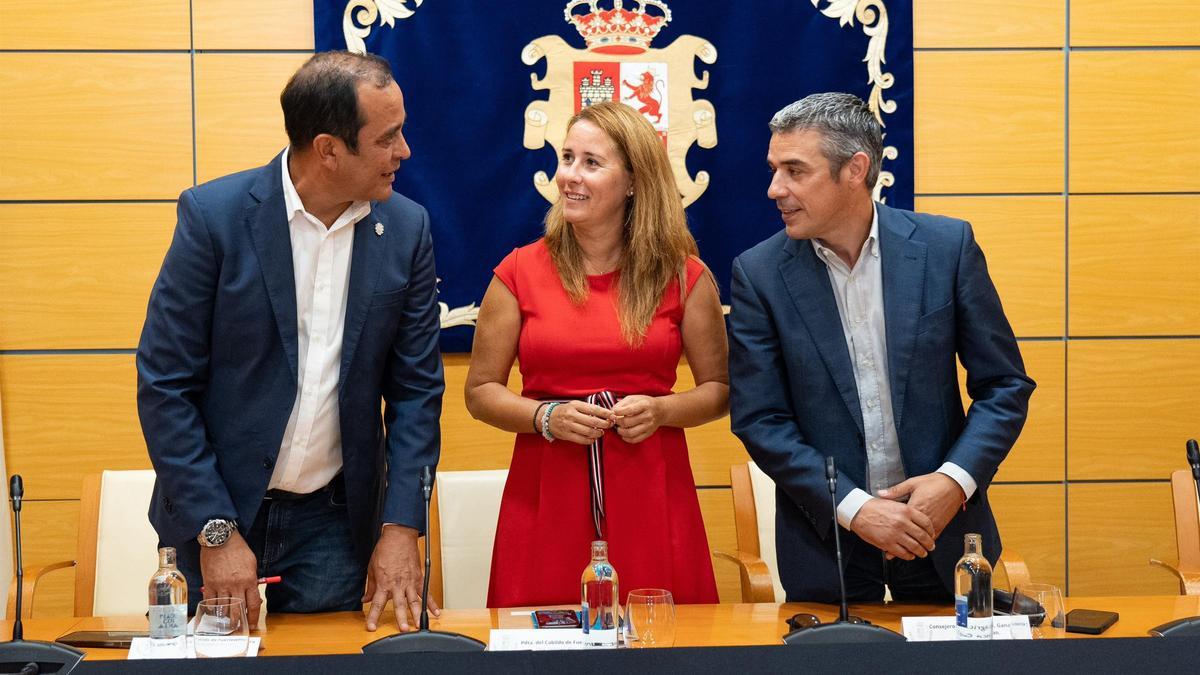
[581, 603, 590, 634]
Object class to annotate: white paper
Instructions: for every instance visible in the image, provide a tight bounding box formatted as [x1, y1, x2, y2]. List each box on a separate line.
[901, 615, 1032, 641]
[127, 636, 261, 659]
[488, 628, 619, 651]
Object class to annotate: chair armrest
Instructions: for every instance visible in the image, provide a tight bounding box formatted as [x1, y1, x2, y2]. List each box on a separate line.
[713, 549, 775, 603]
[1150, 558, 1200, 596]
[996, 552, 1031, 592]
[6, 560, 76, 619]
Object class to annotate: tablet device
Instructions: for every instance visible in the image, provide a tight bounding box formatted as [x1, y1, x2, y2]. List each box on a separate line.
[57, 630, 147, 648]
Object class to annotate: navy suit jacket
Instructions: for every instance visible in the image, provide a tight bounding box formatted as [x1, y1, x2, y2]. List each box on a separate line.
[136, 153, 444, 567]
[728, 203, 1034, 601]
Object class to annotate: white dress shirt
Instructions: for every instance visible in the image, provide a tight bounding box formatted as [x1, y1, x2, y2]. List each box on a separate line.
[813, 205, 977, 530]
[270, 147, 371, 493]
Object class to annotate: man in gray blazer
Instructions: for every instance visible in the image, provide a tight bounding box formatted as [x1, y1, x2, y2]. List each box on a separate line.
[728, 93, 1034, 602]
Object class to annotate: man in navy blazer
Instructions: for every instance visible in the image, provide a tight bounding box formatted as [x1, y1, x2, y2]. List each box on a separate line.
[137, 52, 443, 631]
[729, 93, 1035, 602]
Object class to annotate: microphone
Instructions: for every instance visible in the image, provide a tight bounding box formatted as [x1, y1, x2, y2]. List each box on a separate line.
[0, 475, 84, 673]
[1149, 439, 1200, 638]
[362, 466, 485, 653]
[783, 458, 905, 644]
[1187, 439, 1199, 484]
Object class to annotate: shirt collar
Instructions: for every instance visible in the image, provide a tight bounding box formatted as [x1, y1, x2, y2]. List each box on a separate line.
[812, 202, 880, 268]
[280, 146, 371, 228]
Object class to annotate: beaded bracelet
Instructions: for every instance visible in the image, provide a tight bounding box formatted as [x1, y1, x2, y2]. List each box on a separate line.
[541, 401, 562, 442]
[531, 402, 549, 434]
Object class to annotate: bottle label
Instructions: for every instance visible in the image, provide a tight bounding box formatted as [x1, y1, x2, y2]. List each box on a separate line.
[955, 595, 993, 639]
[149, 603, 187, 639]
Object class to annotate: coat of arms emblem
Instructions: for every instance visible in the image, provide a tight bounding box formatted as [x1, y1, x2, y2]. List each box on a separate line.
[522, 0, 717, 207]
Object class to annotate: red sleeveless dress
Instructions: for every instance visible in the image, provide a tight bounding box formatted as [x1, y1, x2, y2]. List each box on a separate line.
[486, 240, 719, 607]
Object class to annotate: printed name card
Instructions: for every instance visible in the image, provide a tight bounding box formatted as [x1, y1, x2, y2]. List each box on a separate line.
[488, 628, 619, 651]
[127, 636, 262, 659]
[902, 615, 1033, 641]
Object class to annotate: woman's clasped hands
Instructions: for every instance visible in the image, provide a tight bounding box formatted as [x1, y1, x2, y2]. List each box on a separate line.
[547, 395, 663, 445]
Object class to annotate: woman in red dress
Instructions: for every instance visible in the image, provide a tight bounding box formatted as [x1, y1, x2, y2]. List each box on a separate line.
[466, 101, 728, 607]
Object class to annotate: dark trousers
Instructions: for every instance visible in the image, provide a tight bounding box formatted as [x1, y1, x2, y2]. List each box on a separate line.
[843, 542, 952, 604]
[174, 477, 365, 614]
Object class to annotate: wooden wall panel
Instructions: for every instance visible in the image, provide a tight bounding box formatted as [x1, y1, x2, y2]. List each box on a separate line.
[993, 341, 1065, 483]
[0, 54, 192, 200]
[1067, 340, 1200, 481]
[195, 53, 311, 183]
[1071, 1, 1200, 47]
[1069, 195, 1200, 336]
[438, 355, 523, 472]
[676, 365, 746, 488]
[698, 489, 739, 603]
[20, 501, 80, 618]
[193, 0, 314, 50]
[1070, 52, 1200, 193]
[990, 484, 1065, 590]
[914, 52, 1063, 194]
[914, 1, 1064, 48]
[0, 1, 190, 50]
[916, 196, 1064, 337]
[0, 355, 149, 501]
[0, 204, 175, 350]
[1069, 482, 1178, 596]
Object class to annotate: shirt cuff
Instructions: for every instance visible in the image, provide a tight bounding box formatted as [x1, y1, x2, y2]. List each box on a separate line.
[936, 462, 978, 500]
[836, 488, 874, 529]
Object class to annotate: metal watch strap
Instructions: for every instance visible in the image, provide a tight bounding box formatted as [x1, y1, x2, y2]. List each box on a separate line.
[197, 518, 237, 547]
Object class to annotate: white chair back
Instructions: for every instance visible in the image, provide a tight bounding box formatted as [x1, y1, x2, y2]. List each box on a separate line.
[435, 469, 508, 609]
[91, 470, 158, 616]
[747, 462, 787, 603]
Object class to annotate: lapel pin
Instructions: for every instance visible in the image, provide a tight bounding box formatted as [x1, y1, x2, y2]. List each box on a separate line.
[374, 222, 384, 237]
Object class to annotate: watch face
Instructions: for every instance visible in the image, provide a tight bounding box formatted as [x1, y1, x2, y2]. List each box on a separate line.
[201, 519, 234, 546]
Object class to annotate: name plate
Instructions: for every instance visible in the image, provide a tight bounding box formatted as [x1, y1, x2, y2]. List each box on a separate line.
[127, 636, 262, 659]
[902, 615, 1032, 641]
[488, 628, 619, 651]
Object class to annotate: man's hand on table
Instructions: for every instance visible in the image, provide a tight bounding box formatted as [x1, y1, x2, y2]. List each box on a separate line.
[199, 530, 263, 626]
[363, 524, 440, 631]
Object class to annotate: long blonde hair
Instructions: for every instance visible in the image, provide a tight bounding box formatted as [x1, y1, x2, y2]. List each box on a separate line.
[544, 101, 699, 346]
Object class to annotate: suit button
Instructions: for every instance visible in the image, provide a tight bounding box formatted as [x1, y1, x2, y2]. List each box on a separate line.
[263, 457, 274, 470]
[163, 497, 174, 514]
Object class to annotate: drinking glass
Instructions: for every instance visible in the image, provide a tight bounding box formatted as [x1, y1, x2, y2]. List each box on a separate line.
[1011, 583, 1065, 639]
[625, 588, 676, 648]
[193, 597, 250, 657]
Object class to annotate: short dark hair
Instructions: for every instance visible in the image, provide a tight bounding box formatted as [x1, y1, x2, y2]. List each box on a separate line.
[769, 92, 884, 190]
[280, 50, 395, 154]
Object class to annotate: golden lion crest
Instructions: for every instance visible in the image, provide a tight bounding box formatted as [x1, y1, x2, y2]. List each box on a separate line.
[521, 0, 718, 207]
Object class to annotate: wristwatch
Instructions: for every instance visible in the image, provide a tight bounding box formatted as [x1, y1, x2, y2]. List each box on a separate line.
[196, 518, 238, 547]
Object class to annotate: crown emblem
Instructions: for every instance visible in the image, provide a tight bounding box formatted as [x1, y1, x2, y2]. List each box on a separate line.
[564, 0, 672, 54]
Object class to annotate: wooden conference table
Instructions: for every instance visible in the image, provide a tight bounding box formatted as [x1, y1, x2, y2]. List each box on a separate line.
[8, 594, 1200, 660]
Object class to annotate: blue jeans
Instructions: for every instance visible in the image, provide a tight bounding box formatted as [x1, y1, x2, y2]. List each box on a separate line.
[175, 479, 365, 614]
[843, 544, 952, 604]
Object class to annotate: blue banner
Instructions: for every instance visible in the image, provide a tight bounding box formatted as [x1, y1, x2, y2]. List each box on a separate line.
[316, 1, 913, 352]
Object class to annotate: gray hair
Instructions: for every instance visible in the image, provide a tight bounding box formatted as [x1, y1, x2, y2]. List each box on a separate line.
[768, 92, 883, 190]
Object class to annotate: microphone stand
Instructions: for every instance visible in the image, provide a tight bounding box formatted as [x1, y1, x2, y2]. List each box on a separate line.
[1150, 439, 1200, 637]
[0, 475, 84, 674]
[783, 458, 905, 644]
[362, 466, 486, 653]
